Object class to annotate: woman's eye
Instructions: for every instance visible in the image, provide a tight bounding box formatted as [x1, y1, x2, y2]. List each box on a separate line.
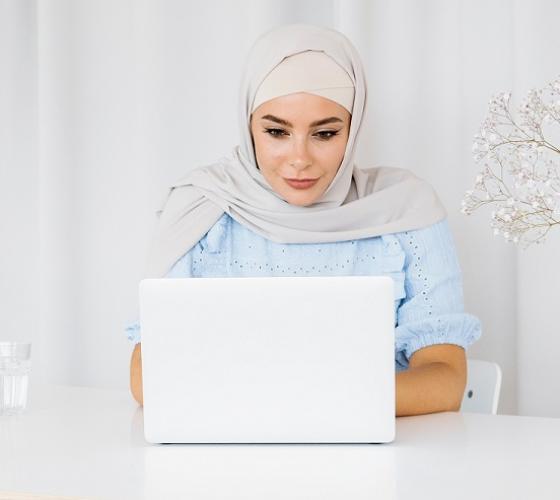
[264, 128, 286, 137]
[315, 130, 339, 140]
[264, 128, 339, 140]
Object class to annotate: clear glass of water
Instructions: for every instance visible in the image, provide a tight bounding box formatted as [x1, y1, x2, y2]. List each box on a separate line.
[0, 342, 32, 416]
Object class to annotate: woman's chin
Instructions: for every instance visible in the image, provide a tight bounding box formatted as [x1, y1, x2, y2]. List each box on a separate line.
[282, 192, 319, 207]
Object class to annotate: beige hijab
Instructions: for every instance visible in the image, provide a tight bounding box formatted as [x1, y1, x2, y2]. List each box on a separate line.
[143, 23, 447, 279]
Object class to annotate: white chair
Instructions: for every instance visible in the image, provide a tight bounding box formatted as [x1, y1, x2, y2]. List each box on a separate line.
[460, 359, 502, 414]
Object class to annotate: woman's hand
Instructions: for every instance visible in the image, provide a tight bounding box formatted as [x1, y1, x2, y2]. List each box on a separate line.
[130, 343, 143, 406]
[396, 344, 467, 417]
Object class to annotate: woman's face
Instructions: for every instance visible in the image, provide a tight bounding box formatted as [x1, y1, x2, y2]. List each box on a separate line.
[250, 92, 351, 206]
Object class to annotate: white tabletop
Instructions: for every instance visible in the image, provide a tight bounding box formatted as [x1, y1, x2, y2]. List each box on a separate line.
[0, 383, 558, 500]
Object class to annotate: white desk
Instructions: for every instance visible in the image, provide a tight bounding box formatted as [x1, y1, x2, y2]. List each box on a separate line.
[0, 383, 558, 500]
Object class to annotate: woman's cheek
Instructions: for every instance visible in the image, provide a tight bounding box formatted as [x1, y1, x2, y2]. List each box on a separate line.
[263, 146, 287, 166]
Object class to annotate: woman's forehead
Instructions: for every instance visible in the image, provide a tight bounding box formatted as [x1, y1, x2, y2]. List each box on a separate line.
[251, 93, 351, 123]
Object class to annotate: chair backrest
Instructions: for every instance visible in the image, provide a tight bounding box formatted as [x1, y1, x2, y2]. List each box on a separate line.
[460, 359, 502, 414]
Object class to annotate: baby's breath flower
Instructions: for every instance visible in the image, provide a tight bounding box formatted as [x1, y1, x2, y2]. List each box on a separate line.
[462, 75, 560, 247]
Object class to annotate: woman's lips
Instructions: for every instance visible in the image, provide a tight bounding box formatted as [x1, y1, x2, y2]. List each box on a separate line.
[284, 178, 319, 190]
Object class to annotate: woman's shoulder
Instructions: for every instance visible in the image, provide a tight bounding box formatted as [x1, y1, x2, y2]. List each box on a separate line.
[198, 212, 231, 251]
[391, 216, 460, 268]
[394, 216, 450, 238]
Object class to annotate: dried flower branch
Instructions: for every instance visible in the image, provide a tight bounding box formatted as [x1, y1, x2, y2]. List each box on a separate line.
[461, 76, 560, 248]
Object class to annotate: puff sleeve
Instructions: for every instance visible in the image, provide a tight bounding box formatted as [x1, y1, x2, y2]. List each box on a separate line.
[393, 218, 482, 370]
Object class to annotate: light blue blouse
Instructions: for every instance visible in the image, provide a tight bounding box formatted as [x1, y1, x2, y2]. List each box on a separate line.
[125, 213, 482, 372]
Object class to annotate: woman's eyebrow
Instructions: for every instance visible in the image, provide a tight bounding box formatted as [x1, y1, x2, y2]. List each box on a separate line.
[260, 114, 344, 127]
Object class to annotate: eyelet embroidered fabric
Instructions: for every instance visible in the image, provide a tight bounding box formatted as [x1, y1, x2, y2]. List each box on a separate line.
[125, 213, 481, 372]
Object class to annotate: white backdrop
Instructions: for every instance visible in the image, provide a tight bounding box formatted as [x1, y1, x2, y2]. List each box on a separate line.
[1, 0, 559, 417]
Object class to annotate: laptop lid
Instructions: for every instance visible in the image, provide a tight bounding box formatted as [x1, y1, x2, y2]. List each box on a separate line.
[139, 276, 395, 444]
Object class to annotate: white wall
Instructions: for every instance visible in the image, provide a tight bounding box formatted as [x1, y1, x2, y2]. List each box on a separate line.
[2, 0, 560, 416]
[0, 0, 40, 373]
[512, 1, 560, 417]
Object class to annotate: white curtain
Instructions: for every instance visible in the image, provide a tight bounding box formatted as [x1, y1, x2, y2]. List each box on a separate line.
[1, 0, 559, 416]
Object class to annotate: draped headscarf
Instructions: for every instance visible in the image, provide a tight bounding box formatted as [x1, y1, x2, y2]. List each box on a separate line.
[143, 23, 447, 278]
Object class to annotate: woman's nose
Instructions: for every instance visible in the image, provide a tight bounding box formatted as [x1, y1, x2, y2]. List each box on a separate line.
[288, 137, 312, 170]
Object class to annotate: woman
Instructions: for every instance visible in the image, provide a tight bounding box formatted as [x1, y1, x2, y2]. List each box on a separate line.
[126, 23, 482, 416]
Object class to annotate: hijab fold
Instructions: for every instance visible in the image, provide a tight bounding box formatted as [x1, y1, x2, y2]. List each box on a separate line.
[143, 23, 447, 279]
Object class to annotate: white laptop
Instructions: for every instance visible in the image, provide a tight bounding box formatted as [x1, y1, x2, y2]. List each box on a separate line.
[138, 275, 395, 444]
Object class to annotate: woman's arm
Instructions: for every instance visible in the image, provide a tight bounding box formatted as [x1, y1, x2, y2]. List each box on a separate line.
[130, 343, 143, 406]
[396, 343, 467, 417]
[392, 217, 480, 417]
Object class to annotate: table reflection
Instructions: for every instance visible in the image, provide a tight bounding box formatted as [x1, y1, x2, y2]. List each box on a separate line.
[131, 406, 397, 499]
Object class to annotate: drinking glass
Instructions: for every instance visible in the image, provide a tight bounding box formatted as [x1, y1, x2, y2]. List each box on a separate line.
[0, 342, 32, 416]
